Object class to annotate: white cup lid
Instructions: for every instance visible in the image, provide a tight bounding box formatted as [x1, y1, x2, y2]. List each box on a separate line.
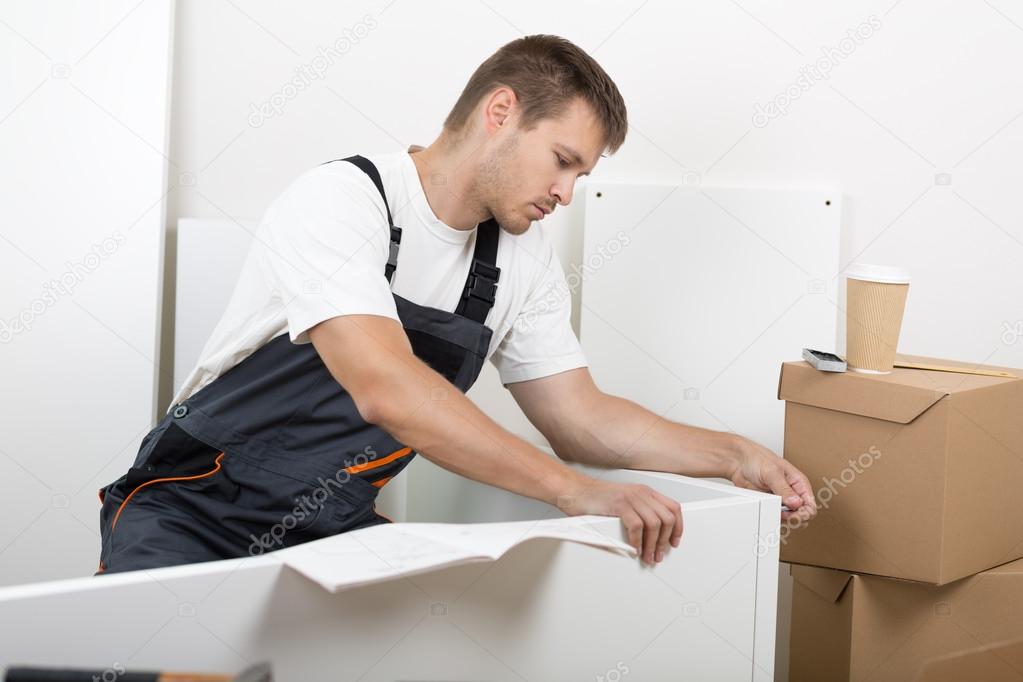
[846, 263, 911, 284]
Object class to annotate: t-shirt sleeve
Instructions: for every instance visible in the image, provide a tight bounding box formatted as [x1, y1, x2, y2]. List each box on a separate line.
[490, 232, 588, 384]
[255, 162, 399, 345]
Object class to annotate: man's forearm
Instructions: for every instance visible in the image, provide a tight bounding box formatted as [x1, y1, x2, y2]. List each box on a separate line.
[367, 360, 591, 507]
[551, 391, 744, 478]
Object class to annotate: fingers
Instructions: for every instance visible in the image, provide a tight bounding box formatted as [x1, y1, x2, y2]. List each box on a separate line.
[773, 464, 814, 523]
[781, 505, 815, 523]
[651, 500, 676, 563]
[619, 486, 683, 566]
[652, 490, 683, 549]
[637, 503, 660, 566]
[785, 463, 818, 514]
[764, 464, 802, 511]
[780, 460, 818, 520]
[620, 508, 644, 558]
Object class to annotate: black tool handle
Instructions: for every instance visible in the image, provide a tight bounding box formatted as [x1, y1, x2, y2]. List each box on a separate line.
[5, 669, 159, 682]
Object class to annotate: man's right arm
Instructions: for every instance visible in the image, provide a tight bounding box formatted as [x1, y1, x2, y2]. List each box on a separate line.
[308, 313, 587, 506]
[307, 313, 683, 565]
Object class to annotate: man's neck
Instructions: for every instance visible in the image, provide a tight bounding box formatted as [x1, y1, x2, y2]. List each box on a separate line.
[407, 142, 489, 231]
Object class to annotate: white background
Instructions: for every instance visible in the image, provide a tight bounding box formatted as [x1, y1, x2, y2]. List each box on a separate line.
[0, 0, 174, 585]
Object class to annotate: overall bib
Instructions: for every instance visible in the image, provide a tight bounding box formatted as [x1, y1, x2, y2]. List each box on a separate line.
[96, 155, 502, 575]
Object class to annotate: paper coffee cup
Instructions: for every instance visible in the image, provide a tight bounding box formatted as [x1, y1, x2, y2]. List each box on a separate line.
[845, 263, 911, 374]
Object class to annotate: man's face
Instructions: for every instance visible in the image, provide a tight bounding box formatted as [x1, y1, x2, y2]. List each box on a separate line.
[474, 97, 605, 236]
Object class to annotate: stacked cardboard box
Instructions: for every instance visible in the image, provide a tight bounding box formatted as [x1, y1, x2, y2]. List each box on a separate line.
[776, 354, 1023, 681]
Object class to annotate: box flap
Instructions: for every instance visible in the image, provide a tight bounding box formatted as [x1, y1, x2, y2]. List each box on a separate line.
[980, 556, 1023, 577]
[791, 564, 854, 603]
[778, 361, 950, 424]
[896, 353, 1021, 390]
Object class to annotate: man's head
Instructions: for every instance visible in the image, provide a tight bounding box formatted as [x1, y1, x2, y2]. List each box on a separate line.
[441, 35, 627, 235]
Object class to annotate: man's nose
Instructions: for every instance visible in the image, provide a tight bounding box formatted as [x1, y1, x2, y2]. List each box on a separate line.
[552, 183, 573, 207]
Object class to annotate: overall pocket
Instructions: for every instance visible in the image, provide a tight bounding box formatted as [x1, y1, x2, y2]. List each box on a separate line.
[395, 295, 493, 392]
[124, 421, 224, 490]
[97, 449, 228, 573]
[218, 454, 384, 555]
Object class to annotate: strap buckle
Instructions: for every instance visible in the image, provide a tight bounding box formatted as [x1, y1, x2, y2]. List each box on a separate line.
[461, 260, 501, 305]
[385, 225, 402, 279]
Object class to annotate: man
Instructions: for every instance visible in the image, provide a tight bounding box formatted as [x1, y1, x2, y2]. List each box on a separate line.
[96, 34, 816, 575]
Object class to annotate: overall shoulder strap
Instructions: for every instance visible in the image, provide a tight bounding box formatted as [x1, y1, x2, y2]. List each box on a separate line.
[454, 218, 501, 324]
[322, 155, 402, 283]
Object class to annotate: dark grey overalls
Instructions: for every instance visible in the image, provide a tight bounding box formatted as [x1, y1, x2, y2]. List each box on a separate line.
[96, 155, 501, 575]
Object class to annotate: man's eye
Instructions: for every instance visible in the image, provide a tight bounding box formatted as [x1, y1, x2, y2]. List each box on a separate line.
[556, 154, 570, 168]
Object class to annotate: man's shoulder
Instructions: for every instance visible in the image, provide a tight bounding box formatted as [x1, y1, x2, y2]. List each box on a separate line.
[257, 153, 406, 245]
[296, 151, 404, 187]
[274, 151, 406, 212]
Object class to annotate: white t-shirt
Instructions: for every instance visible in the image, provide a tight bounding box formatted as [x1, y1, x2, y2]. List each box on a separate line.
[170, 148, 587, 410]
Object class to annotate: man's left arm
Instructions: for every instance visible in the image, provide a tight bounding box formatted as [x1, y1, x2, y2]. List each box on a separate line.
[508, 367, 818, 523]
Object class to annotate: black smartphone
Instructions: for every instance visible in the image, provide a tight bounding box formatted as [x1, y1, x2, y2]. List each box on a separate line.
[802, 348, 847, 372]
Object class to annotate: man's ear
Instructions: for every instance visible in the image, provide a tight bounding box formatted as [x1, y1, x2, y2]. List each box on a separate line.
[483, 86, 516, 133]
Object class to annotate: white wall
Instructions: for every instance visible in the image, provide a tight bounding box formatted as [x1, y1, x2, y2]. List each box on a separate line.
[163, 0, 1023, 400]
[0, 1, 175, 585]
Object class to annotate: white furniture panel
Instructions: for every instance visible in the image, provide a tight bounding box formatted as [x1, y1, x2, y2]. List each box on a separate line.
[580, 182, 842, 456]
[0, 464, 779, 681]
[122, 214, 780, 679]
[173, 218, 259, 394]
[0, 0, 175, 586]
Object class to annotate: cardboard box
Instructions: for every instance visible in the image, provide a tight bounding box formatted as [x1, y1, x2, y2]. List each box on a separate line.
[789, 560, 1023, 682]
[777, 354, 1023, 584]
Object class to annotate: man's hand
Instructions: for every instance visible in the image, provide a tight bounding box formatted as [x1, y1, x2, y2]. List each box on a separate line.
[507, 368, 819, 526]
[725, 438, 818, 524]
[559, 479, 683, 567]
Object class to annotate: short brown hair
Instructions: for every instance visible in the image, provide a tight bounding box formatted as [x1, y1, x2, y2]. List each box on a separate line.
[444, 34, 628, 155]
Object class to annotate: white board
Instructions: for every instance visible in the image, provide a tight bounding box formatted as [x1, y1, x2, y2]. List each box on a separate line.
[0, 466, 778, 681]
[0, 0, 175, 586]
[172, 218, 258, 395]
[580, 182, 841, 456]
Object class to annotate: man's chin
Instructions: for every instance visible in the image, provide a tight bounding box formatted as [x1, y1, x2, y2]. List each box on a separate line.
[495, 213, 532, 236]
